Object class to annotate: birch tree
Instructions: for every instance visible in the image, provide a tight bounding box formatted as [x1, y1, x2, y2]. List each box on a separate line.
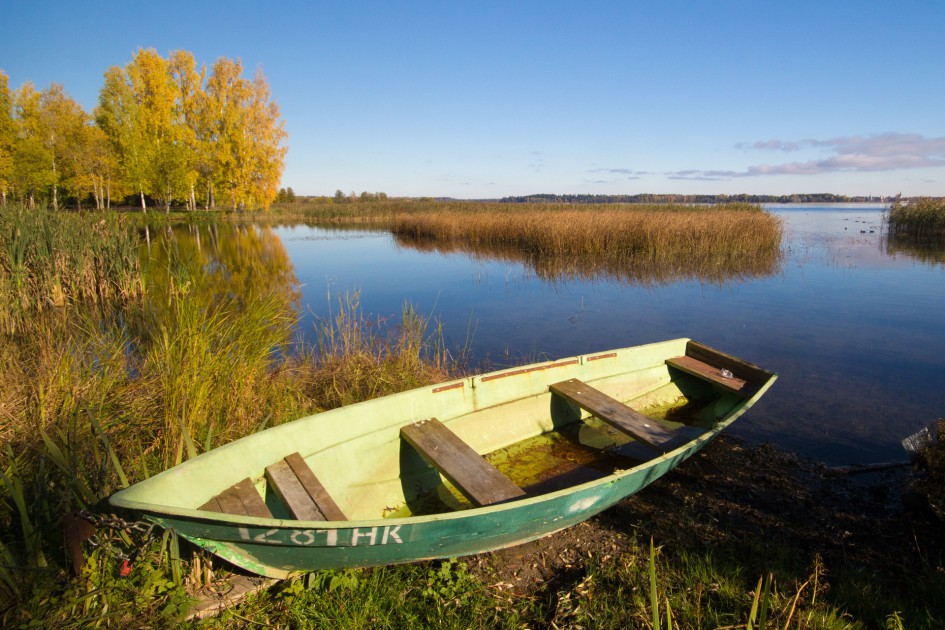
[38, 84, 90, 209]
[11, 83, 54, 207]
[0, 71, 14, 205]
[168, 50, 205, 211]
[96, 65, 149, 211]
[204, 58, 286, 211]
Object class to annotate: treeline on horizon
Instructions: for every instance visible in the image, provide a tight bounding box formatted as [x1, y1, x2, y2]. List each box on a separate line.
[0, 49, 286, 213]
[499, 193, 899, 204]
[284, 192, 915, 204]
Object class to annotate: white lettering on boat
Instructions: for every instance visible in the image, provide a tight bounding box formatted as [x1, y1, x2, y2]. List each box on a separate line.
[290, 529, 316, 545]
[257, 529, 281, 543]
[351, 527, 378, 546]
[236, 525, 405, 546]
[316, 528, 338, 546]
[237, 527, 281, 543]
[382, 525, 402, 544]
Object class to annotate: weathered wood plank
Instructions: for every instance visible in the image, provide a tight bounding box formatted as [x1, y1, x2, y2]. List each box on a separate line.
[682, 341, 773, 391]
[401, 418, 526, 507]
[550, 379, 702, 453]
[284, 453, 347, 521]
[231, 478, 274, 518]
[266, 460, 325, 520]
[666, 355, 758, 398]
[199, 496, 224, 513]
[186, 574, 278, 620]
[200, 478, 272, 518]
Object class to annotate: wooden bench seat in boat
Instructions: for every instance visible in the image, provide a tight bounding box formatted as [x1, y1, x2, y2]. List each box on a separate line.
[550, 378, 703, 454]
[200, 478, 273, 518]
[265, 453, 347, 521]
[200, 454, 347, 521]
[401, 418, 527, 507]
[665, 340, 765, 399]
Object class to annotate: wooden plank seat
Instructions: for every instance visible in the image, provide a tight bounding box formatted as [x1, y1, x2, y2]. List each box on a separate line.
[664, 355, 755, 397]
[550, 378, 703, 454]
[401, 418, 526, 507]
[265, 453, 347, 521]
[200, 478, 273, 518]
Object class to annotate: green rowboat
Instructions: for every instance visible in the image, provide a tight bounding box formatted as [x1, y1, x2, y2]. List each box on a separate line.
[109, 338, 776, 578]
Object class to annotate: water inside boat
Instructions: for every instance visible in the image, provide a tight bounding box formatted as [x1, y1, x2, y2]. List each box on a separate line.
[385, 392, 722, 518]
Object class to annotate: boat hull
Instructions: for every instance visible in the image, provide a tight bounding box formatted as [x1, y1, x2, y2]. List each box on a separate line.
[145, 438, 704, 577]
[110, 338, 776, 578]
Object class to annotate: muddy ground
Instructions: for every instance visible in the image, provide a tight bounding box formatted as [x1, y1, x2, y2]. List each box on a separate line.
[464, 436, 943, 604]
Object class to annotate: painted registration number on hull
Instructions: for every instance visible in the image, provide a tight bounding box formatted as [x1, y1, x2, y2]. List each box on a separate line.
[238, 525, 404, 547]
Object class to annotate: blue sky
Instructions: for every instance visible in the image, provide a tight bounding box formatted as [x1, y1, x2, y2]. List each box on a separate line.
[2, 1, 944, 198]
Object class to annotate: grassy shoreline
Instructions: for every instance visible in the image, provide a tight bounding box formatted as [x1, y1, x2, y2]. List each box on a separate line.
[1, 203, 942, 627]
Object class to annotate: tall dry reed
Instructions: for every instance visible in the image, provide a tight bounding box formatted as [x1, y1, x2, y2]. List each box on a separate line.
[0, 205, 142, 333]
[887, 198, 945, 240]
[392, 204, 782, 285]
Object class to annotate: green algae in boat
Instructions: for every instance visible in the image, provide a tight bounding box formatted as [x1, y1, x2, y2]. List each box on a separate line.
[109, 338, 776, 578]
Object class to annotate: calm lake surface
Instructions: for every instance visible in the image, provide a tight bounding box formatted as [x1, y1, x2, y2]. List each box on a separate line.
[266, 205, 944, 465]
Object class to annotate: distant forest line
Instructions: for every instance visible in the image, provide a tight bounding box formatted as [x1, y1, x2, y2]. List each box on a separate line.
[497, 193, 910, 204]
[281, 192, 930, 205]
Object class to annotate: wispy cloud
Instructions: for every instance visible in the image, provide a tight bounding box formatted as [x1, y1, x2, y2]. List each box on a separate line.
[528, 151, 546, 172]
[684, 133, 945, 179]
[587, 167, 649, 181]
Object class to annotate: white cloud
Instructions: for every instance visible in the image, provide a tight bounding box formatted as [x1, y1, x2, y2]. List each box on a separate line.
[687, 133, 945, 179]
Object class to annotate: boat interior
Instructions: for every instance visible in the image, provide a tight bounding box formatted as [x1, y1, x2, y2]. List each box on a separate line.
[197, 341, 770, 523]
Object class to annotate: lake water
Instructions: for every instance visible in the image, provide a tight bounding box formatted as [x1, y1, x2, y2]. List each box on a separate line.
[267, 205, 945, 465]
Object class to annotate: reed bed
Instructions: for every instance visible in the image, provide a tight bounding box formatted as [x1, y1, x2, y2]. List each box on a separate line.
[266, 198, 784, 284]
[392, 204, 783, 285]
[887, 198, 945, 240]
[0, 205, 143, 334]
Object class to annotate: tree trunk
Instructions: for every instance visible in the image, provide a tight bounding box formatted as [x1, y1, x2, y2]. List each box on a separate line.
[51, 158, 58, 211]
[91, 174, 100, 210]
[140, 187, 147, 213]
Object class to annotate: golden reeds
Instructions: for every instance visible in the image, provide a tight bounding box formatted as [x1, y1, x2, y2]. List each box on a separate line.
[887, 198, 945, 240]
[391, 204, 783, 285]
[0, 205, 143, 333]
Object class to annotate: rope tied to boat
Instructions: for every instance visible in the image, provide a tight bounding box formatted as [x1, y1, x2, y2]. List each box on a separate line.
[74, 509, 157, 577]
[719, 368, 734, 379]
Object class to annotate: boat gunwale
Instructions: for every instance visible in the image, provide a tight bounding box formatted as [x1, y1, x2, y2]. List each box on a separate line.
[109, 338, 778, 529]
[110, 371, 776, 530]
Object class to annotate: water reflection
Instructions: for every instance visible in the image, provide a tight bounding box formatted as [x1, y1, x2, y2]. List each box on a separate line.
[393, 233, 782, 287]
[143, 223, 300, 314]
[884, 234, 945, 265]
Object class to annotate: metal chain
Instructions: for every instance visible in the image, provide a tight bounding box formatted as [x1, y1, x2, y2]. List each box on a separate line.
[78, 509, 157, 565]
